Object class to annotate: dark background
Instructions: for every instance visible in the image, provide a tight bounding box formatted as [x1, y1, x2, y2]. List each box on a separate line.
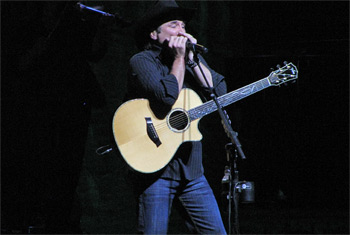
[1, 1, 349, 234]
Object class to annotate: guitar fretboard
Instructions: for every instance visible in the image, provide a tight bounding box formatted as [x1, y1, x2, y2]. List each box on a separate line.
[189, 77, 271, 120]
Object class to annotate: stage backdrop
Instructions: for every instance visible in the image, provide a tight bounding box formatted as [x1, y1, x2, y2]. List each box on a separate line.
[1, 1, 348, 234]
[78, 1, 349, 233]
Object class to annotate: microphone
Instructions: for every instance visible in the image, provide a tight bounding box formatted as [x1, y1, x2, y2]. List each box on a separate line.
[186, 41, 208, 54]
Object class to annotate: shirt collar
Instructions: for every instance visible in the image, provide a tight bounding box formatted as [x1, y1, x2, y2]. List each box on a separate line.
[147, 43, 163, 59]
[146, 43, 175, 66]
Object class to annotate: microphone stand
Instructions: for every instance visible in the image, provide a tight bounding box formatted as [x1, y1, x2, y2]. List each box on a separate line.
[191, 49, 246, 161]
[225, 143, 240, 234]
[192, 48, 246, 234]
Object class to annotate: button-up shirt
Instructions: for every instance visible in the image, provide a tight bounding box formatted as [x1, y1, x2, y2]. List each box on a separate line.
[125, 44, 227, 180]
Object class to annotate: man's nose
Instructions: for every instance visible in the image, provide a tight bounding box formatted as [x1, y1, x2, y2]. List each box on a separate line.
[177, 27, 185, 34]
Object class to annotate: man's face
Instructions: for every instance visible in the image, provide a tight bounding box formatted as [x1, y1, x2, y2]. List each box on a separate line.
[151, 20, 186, 44]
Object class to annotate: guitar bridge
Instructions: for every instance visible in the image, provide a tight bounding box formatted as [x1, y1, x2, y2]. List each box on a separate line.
[145, 117, 162, 147]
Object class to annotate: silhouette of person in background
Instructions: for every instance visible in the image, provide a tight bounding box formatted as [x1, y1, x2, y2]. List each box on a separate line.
[1, 1, 113, 233]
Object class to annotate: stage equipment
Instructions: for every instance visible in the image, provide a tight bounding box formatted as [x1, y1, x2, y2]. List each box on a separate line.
[221, 143, 255, 234]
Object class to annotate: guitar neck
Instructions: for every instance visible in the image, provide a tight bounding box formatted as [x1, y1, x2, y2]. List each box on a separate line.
[189, 77, 271, 120]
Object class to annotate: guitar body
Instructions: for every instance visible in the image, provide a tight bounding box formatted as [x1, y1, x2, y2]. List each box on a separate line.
[112, 88, 203, 173]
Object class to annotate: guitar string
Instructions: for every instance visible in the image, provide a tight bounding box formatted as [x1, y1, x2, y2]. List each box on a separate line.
[152, 94, 232, 133]
[153, 90, 242, 131]
[152, 109, 197, 133]
[153, 98, 218, 130]
[148, 76, 296, 135]
[154, 88, 253, 131]
[153, 79, 270, 132]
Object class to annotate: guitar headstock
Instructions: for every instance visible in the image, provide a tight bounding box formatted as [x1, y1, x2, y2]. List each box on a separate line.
[268, 62, 298, 86]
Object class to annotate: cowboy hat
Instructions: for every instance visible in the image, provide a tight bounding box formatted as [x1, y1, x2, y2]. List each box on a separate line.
[134, 0, 196, 49]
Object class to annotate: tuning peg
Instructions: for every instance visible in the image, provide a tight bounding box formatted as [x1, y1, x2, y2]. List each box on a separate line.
[270, 68, 275, 72]
[276, 64, 281, 69]
[283, 61, 288, 65]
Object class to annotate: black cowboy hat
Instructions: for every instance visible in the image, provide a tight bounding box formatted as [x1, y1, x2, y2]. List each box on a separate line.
[134, 0, 196, 49]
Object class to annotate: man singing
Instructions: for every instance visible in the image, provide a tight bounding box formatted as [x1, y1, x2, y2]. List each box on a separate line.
[125, 1, 227, 233]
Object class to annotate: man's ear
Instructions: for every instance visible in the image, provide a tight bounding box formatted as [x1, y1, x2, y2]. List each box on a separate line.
[150, 30, 158, 40]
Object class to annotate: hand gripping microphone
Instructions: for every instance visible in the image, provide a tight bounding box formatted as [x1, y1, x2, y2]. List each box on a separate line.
[163, 40, 208, 54]
[186, 41, 208, 54]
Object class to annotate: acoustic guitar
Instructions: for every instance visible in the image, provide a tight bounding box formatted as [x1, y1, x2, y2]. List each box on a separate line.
[112, 62, 298, 173]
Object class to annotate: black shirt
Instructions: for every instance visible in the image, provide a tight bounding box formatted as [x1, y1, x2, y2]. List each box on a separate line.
[126, 44, 227, 180]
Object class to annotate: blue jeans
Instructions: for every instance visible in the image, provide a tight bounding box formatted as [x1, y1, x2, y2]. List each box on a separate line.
[137, 175, 227, 234]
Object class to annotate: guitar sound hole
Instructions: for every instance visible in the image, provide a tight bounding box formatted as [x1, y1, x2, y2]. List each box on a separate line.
[169, 110, 188, 131]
